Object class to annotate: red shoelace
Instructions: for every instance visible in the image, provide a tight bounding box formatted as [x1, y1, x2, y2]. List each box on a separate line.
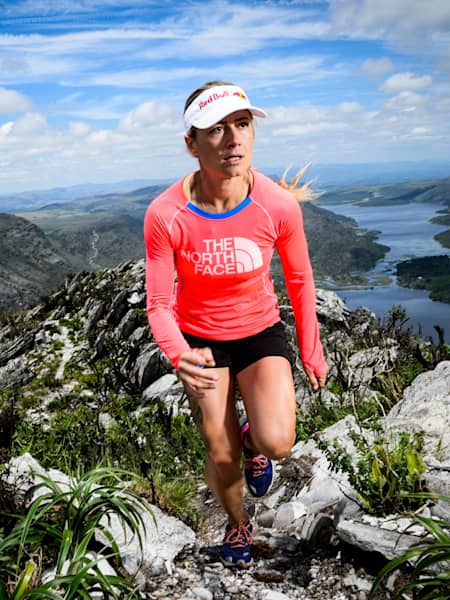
[224, 521, 253, 548]
[244, 453, 270, 478]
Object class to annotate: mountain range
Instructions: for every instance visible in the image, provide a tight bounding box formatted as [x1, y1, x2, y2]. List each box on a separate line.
[0, 213, 70, 312]
[2, 159, 450, 213]
[1, 174, 449, 313]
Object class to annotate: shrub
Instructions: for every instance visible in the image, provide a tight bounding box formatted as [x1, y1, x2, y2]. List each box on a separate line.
[317, 429, 427, 516]
[369, 493, 450, 599]
[0, 466, 150, 598]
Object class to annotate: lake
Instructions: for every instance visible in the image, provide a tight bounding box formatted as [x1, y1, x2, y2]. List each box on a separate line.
[320, 201, 450, 343]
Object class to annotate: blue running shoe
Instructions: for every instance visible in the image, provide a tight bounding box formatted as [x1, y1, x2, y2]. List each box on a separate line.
[240, 420, 273, 498]
[220, 520, 253, 569]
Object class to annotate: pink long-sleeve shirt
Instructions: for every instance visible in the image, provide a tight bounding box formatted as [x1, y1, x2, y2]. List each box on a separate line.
[144, 169, 327, 375]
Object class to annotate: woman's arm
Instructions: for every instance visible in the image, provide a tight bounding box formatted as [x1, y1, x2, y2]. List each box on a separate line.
[275, 200, 328, 387]
[144, 207, 190, 368]
[144, 206, 219, 393]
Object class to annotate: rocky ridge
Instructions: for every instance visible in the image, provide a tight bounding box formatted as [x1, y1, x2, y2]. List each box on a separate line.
[0, 259, 449, 599]
[0, 212, 70, 312]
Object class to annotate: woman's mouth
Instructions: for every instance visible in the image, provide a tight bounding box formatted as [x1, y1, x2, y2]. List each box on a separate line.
[224, 155, 243, 164]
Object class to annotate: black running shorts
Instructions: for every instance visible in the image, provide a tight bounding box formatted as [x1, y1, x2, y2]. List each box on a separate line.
[181, 321, 292, 375]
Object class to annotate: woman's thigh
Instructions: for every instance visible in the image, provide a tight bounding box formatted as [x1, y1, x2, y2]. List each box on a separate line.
[236, 356, 296, 459]
[186, 367, 241, 460]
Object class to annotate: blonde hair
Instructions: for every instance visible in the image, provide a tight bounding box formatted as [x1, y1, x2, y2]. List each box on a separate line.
[278, 164, 320, 202]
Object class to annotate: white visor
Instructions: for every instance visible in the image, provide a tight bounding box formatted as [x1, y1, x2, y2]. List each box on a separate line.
[183, 84, 267, 132]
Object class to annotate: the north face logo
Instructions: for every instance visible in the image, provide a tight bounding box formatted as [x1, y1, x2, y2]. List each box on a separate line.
[181, 236, 263, 275]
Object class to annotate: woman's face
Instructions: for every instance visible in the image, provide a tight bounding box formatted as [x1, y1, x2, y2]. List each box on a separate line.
[186, 110, 255, 181]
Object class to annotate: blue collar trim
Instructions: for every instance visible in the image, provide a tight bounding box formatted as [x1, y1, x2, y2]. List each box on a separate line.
[187, 196, 251, 219]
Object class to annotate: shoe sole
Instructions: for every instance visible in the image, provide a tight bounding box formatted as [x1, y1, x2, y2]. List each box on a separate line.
[220, 556, 253, 570]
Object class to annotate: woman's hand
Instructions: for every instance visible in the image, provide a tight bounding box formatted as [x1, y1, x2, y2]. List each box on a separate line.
[304, 365, 328, 392]
[176, 347, 218, 398]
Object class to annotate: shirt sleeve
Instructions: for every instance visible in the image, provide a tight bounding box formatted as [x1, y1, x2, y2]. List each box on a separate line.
[275, 199, 328, 376]
[144, 205, 190, 368]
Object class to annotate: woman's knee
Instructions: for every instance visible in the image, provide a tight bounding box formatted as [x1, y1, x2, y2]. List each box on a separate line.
[205, 437, 241, 468]
[251, 430, 296, 460]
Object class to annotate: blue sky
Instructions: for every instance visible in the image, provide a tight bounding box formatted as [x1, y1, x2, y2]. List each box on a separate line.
[1, 0, 450, 193]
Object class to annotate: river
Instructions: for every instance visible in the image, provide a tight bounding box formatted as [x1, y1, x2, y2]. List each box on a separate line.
[319, 201, 450, 343]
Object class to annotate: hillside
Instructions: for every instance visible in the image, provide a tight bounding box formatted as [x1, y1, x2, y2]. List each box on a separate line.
[19, 210, 146, 271]
[300, 202, 388, 282]
[7, 172, 450, 314]
[0, 180, 167, 213]
[396, 255, 450, 303]
[0, 213, 70, 311]
[317, 175, 450, 208]
[0, 258, 448, 598]
[15, 184, 387, 297]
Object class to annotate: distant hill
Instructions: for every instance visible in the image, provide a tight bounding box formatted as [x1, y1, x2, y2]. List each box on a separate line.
[0, 180, 386, 312]
[15, 209, 148, 272]
[396, 255, 450, 303]
[299, 202, 388, 282]
[0, 180, 169, 213]
[303, 160, 450, 188]
[0, 213, 70, 311]
[15, 184, 167, 274]
[3, 159, 450, 212]
[3, 171, 449, 314]
[10, 183, 387, 307]
[5, 172, 450, 314]
[42, 184, 167, 219]
[317, 176, 450, 208]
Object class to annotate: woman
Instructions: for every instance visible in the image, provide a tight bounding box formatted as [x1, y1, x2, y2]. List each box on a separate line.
[144, 80, 328, 569]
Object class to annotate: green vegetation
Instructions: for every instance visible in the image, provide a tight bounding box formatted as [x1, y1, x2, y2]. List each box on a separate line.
[369, 493, 450, 599]
[300, 304, 447, 517]
[396, 255, 450, 303]
[1, 255, 449, 594]
[0, 467, 149, 598]
[430, 210, 450, 227]
[435, 229, 450, 249]
[296, 392, 381, 442]
[317, 430, 427, 515]
[10, 390, 204, 526]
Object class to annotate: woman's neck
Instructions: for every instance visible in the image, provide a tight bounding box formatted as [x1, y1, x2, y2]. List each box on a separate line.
[191, 170, 252, 213]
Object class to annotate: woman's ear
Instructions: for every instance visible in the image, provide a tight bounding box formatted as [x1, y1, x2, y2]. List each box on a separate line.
[184, 134, 198, 157]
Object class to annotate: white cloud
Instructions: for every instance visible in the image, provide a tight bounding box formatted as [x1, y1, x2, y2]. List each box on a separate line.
[338, 101, 362, 113]
[86, 130, 112, 145]
[274, 121, 347, 136]
[0, 1, 449, 192]
[360, 57, 393, 78]
[0, 53, 82, 85]
[1, 56, 31, 74]
[411, 127, 430, 136]
[11, 112, 47, 135]
[381, 73, 433, 94]
[0, 87, 32, 113]
[69, 121, 90, 137]
[0, 121, 14, 136]
[330, 0, 450, 38]
[119, 101, 177, 132]
[383, 90, 428, 112]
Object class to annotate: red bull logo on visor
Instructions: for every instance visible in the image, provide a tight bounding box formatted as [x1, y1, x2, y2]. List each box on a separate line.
[198, 89, 248, 110]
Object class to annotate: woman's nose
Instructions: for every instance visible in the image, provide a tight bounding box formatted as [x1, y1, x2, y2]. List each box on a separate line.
[225, 125, 241, 146]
